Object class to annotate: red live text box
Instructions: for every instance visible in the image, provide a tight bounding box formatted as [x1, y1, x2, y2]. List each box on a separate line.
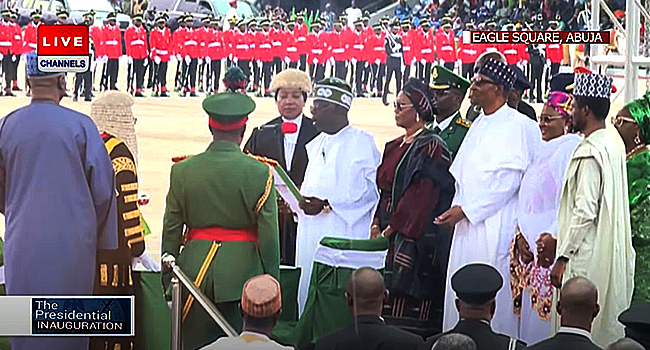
[37, 25, 89, 56]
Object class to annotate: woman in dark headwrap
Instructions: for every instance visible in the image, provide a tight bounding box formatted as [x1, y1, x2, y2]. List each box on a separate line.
[372, 77, 455, 336]
[614, 91, 650, 302]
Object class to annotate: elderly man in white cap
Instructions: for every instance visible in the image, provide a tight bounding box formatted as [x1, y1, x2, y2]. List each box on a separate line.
[244, 69, 319, 266]
[89, 90, 158, 350]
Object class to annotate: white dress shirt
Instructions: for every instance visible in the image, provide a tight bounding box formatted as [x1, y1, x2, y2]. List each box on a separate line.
[433, 113, 455, 132]
[558, 326, 593, 341]
[282, 115, 303, 172]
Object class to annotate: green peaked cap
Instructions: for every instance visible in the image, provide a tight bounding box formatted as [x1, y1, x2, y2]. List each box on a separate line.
[202, 92, 256, 130]
[431, 65, 470, 95]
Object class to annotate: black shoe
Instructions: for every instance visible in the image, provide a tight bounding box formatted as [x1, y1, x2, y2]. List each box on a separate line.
[73, 95, 78, 102]
[382, 92, 389, 106]
[135, 91, 144, 97]
[190, 92, 197, 97]
[5, 91, 15, 97]
[12, 86, 21, 91]
[199, 88, 204, 93]
[537, 99, 543, 104]
[84, 97, 92, 102]
[160, 91, 168, 97]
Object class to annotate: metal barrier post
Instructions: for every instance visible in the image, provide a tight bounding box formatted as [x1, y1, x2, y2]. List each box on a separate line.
[171, 276, 182, 350]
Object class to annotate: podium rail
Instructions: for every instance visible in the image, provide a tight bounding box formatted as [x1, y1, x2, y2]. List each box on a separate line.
[166, 258, 238, 350]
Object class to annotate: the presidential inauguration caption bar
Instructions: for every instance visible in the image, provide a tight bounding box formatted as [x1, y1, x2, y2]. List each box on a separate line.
[0, 296, 134, 336]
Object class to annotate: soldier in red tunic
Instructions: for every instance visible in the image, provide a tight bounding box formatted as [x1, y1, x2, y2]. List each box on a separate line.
[351, 19, 366, 96]
[8, 10, 21, 93]
[295, 12, 308, 71]
[457, 22, 479, 80]
[246, 19, 261, 94]
[436, 20, 456, 72]
[258, 19, 274, 96]
[400, 19, 414, 86]
[103, 12, 123, 90]
[22, 9, 41, 96]
[172, 14, 188, 92]
[206, 17, 224, 94]
[329, 19, 347, 80]
[73, 11, 97, 102]
[308, 20, 326, 83]
[367, 23, 386, 97]
[285, 20, 300, 69]
[149, 12, 172, 97]
[125, 12, 149, 97]
[197, 16, 212, 93]
[233, 19, 252, 88]
[545, 20, 564, 92]
[270, 19, 285, 77]
[417, 19, 435, 84]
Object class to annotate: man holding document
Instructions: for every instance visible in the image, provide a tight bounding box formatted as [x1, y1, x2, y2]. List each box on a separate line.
[244, 69, 319, 266]
[295, 77, 381, 313]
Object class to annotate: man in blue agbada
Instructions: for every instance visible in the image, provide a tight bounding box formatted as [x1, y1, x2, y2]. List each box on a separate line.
[0, 51, 118, 350]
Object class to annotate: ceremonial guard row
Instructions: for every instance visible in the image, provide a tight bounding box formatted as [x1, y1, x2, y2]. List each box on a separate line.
[0, 7, 565, 100]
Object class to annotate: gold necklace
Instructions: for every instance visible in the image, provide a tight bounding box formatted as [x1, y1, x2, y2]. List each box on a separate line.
[626, 144, 647, 160]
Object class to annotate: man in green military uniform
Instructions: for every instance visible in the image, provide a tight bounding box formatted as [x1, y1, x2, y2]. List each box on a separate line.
[429, 65, 472, 159]
[161, 92, 280, 350]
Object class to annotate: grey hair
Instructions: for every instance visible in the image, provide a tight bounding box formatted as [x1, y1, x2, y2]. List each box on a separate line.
[431, 334, 478, 350]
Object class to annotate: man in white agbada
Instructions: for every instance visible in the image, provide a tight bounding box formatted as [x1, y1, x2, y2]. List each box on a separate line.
[296, 77, 380, 313]
[435, 58, 542, 338]
[550, 73, 635, 347]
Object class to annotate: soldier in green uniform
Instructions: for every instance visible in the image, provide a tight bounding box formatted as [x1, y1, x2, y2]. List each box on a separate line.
[161, 92, 280, 350]
[429, 65, 472, 160]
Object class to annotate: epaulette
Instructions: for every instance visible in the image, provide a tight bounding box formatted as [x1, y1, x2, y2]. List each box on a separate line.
[171, 155, 192, 163]
[456, 117, 472, 128]
[246, 153, 279, 167]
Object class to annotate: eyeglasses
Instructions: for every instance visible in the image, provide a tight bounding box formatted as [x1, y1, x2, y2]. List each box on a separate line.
[433, 89, 450, 97]
[612, 116, 636, 128]
[537, 114, 565, 124]
[393, 101, 413, 112]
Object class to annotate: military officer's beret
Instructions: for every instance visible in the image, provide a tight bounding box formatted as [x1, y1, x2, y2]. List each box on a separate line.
[451, 263, 503, 305]
[431, 65, 470, 95]
[203, 92, 256, 131]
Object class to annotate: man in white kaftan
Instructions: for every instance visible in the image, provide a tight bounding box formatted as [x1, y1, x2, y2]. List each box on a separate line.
[436, 58, 542, 338]
[296, 78, 380, 314]
[551, 73, 635, 347]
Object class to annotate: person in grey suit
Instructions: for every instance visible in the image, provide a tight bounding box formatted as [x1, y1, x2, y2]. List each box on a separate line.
[422, 264, 526, 350]
[525, 277, 602, 350]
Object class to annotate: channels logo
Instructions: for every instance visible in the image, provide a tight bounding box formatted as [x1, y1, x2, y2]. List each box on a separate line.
[37, 25, 89, 73]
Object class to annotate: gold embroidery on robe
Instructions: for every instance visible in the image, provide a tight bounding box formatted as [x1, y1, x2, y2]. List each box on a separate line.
[124, 194, 138, 203]
[112, 264, 119, 287]
[122, 210, 140, 221]
[120, 183, 138, 192]
[125, 224, 143, 237]
[100, 264, 108, 286]
[112, 157, 136, 174]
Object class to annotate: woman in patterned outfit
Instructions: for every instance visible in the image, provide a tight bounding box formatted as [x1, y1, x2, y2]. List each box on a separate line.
[509, 79, 581, 345]
[372, 78, 455, 337]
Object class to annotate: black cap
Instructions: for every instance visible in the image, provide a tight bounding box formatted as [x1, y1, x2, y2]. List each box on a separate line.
[511, 65, 531, 91]
[550, 73, 574, 94]
[451, 263, 503, 305]
[619, 302, 650, 349]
